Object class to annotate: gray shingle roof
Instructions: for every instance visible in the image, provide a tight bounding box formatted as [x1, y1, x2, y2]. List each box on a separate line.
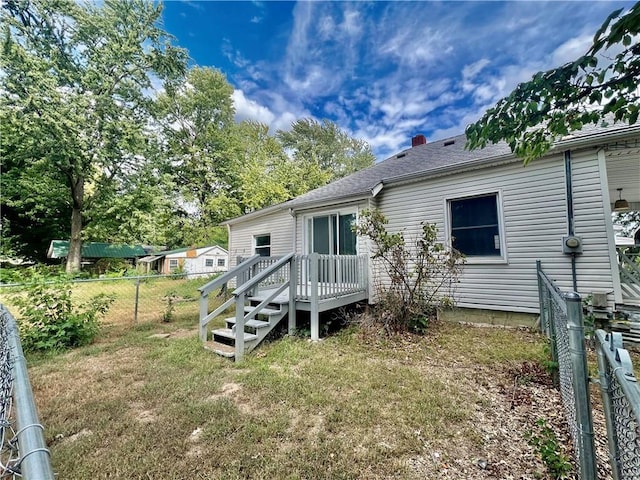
[287, 133, 511, 209]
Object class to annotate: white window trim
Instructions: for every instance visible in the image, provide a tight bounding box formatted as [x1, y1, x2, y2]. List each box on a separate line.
[444, 189, 508, 265]
[302, 207, 359, 255]
[253, 233, 271, 256]
[205, 258, 214, 267]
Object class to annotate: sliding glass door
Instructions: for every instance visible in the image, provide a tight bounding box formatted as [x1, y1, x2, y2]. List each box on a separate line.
[306, 212, 357, 284]
[308, 213, 356, 255]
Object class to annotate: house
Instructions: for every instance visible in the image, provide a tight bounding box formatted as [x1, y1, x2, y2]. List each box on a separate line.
[201, 122, 639, 359]
[47, 240, 146, 267]
[140, 245, 228, 276]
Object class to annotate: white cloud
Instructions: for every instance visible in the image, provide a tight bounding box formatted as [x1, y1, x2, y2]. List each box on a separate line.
[551, 34, 592, 66]
[232, 89, 275, 125]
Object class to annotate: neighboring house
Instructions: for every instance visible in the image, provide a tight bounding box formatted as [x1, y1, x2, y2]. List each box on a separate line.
[144, 245, 228, 276]
[224, 122, 640, 321]
[47, 240, 146, 266]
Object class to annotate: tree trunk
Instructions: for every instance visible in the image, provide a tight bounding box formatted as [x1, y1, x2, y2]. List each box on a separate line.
[66, 177, 84, 274]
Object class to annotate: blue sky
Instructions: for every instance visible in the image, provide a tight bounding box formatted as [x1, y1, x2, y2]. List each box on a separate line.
[161, 1, 634, 160]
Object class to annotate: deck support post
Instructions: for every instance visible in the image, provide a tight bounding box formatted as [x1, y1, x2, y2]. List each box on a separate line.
[310, 253, 320, 341]
[288, 256, 297, 334]
[235, 292, 245, 362]
[199, 292, 209, 342]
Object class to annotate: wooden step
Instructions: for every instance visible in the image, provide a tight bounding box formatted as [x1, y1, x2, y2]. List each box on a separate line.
[248, 295, 289, 306]
[243, 306, 283, 316]
[212, 328, 258, 343]
[203, 340, 235, 358]
[226, 317, 271, 329]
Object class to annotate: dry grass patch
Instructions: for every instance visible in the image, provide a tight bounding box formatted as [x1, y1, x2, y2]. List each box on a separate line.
[28, 318, 575, 479]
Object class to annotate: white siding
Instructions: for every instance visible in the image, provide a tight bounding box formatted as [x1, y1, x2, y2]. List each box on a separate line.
[374, 150, 613, 313]
[228, 209, 294, 268]
[571, 149, 616, 305]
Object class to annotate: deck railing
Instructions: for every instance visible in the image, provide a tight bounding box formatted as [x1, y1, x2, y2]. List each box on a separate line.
[296, 254, 368, 301]
[238, 254, 369, 302]
[618, 249, 640, 302]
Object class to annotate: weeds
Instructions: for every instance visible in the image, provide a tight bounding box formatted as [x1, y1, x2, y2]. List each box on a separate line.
[527, 418, 573, 479]
[10, 277, 113, 352]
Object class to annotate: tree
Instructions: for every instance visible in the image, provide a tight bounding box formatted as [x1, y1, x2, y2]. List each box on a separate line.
[154, 67, 236, 219]
[1, 0, 187, 272]
[465, 2, 640, 162]
[277, 118, 375, 187]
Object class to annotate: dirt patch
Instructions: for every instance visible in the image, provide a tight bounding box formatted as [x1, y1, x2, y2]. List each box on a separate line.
[56, 428, 93, 446]
[129, 402, 157, 424]
[208, 382, 254, 414]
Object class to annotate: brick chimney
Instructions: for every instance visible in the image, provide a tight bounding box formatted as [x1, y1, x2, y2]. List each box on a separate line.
[411, 134, 427, 147]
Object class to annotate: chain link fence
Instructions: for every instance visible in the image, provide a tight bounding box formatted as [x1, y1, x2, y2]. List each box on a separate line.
[1, 306, 55, 479]
[595, 330, 640, 480]
[537, 260, 640, 480]
[0, 272, 225, 327]
[537, 261, 597, 479]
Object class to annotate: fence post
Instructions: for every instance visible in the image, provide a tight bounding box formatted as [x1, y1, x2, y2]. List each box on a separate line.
[565, 292, 597, 480]
[133, 277, 141, 324]
[4, 308, 56, 480]
[595, 331, 622, 480]
[536, 260, 547, 334]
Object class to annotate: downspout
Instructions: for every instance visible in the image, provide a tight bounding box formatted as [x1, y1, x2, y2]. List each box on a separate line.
[564, 150, 578, 292]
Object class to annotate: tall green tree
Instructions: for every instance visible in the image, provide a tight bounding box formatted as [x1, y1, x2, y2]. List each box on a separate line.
[465, 2, 640, 162]
[231, 121, 326, 213]
[154, 67, 236, 220]
[1, 0, 187, 271]
[277, 118, 375, 188]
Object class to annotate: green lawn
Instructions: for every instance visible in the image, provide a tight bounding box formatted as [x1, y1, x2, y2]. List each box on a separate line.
[27, 318, 561, 479]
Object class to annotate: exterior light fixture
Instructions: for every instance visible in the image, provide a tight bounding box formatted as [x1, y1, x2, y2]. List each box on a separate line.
[613, 188, 630, 212]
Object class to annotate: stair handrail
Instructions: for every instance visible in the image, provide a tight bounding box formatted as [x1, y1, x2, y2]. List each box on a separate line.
[199, 255, 261, 341]
[233, 253, 294, 296]
[233, 253, 295, 361]
[198, 254, 262, 296]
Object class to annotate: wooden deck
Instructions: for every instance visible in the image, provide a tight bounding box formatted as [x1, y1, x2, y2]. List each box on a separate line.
[199, 253, 368, 359]
[250, 282, 368, 312]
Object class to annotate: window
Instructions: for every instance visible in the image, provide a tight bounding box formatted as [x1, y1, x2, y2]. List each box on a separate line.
[254, 234, 271, 257]
[168, 259, 179, 270]
[449, 193, 503, 258]
[217, 258, 225, 267]
[205, 259, 214, 267]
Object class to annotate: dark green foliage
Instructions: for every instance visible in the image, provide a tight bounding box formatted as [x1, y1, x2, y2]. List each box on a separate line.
[354, 209, 464, 333]
[466, 3, 640, 163]
[527, 418, 573, 479]
[11, 278, 113, 352]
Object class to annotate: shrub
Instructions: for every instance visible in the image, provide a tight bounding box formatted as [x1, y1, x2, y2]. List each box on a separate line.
[354, 209, 464, 334]
[10, 277, 113, 353]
